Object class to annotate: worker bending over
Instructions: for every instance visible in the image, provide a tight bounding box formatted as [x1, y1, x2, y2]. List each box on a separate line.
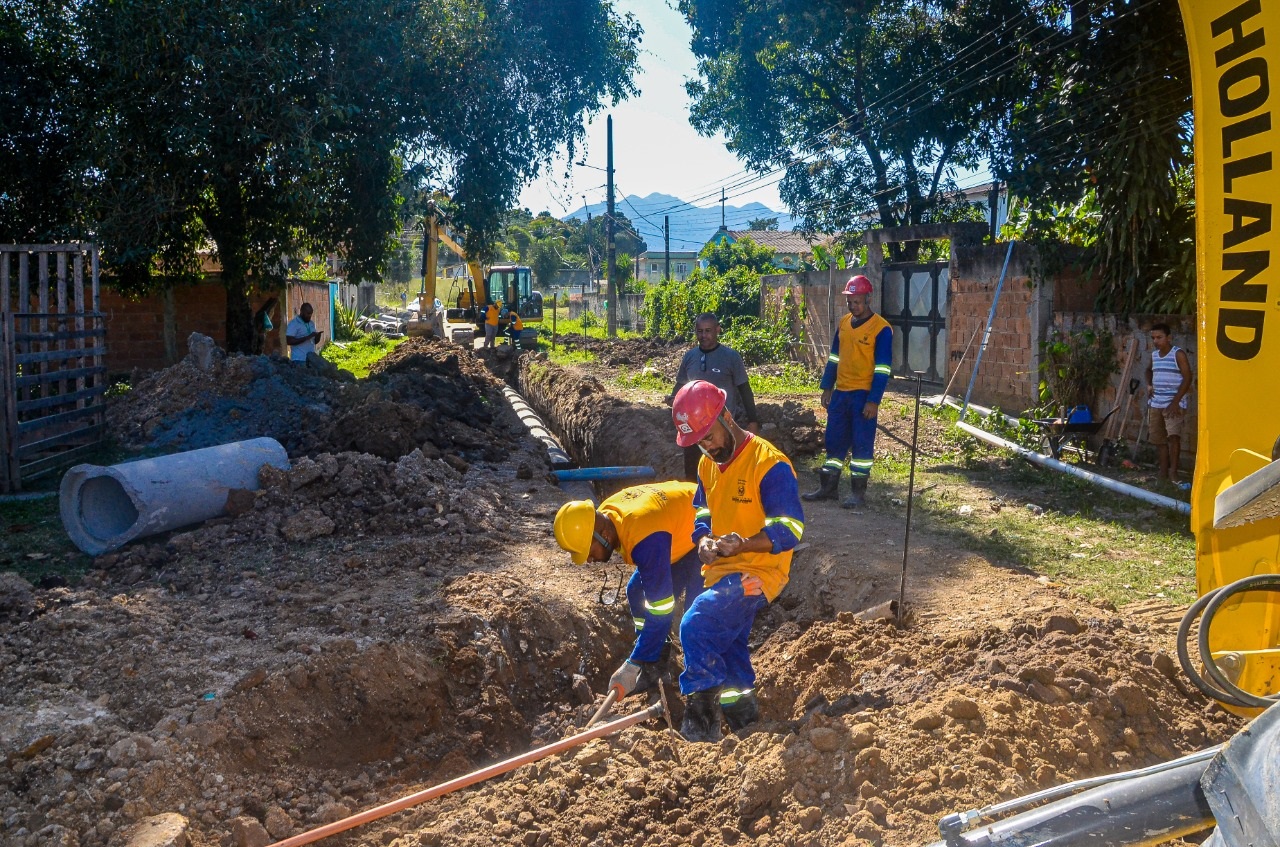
[672, 380, 804, 742]
[553, 482, 705, 699]
[805, 275, 893, 509]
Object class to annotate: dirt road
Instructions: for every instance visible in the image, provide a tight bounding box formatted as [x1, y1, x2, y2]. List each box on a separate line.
[0, 340, 1239, 847]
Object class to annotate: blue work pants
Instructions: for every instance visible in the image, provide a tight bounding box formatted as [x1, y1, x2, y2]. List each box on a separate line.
[678, 573, 768, 695]
[626, 548, 706, 663]
[824, 388, 878, 478]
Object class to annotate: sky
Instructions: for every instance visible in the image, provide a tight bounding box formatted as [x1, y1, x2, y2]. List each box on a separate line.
[515, 0, 785, 222]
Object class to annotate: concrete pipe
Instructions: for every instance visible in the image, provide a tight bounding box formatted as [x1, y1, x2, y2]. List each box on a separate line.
[60, 437, 290, 555]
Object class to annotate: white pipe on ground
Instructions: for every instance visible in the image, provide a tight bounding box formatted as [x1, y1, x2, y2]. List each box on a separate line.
[60, 437, 290, 555]
[956, 421, 1190, 515]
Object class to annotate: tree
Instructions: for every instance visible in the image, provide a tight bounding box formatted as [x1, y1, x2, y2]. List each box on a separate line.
[998, 0, 1194, 313]
[680, 0, 1035, 258]
[700, 236, 776, 275]
[0, 1, 83, 243]
[23, 0, 640, 352]
[747, 217, 779, 231]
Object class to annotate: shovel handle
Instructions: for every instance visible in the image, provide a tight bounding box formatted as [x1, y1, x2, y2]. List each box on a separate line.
[585, 688, 620, 729]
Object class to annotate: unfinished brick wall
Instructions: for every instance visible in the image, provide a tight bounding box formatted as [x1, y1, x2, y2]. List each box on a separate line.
[102, 280, 314, 373]
[947, 244, 1044, 411]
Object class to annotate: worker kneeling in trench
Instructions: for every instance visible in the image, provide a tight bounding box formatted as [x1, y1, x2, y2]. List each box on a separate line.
[672, 380, 805, 743]
[554, 481, 706, 704]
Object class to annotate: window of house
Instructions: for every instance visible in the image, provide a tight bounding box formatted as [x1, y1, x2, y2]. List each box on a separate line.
[651, 263, 659, 272]
[676, 262, 688, 275]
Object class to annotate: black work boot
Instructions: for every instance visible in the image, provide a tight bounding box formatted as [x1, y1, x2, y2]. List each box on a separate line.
[841, 476, 868, 509]
[722, 691, 760, 732]
[802, 468, 841, 501]
[680, 688, 723, 743]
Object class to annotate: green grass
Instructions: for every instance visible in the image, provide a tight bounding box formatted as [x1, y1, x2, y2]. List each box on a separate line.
[546, 347, 597, 367]
[614, 367, 669, 393]
[321, 334, 408, 378]
[842, 401, 1196, 609]
[749, 363, 820, 396]
[1, 497, 95, 584]
[539, 307, 641, 340]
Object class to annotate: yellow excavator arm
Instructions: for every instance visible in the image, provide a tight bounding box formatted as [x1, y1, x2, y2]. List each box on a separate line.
[1181, 0, 1280, 714]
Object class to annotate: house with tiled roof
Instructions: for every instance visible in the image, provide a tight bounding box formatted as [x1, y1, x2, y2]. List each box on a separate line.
[703, 227, 835, 271]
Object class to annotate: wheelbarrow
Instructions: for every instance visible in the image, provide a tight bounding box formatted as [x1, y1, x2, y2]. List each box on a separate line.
[1031, 404, 1121, 461]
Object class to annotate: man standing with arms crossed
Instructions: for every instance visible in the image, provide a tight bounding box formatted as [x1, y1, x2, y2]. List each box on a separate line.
[804, 275, 893, 509]
[483, 301, 500, 348]
[668, 313, 760, 482]
[671, 380, 804, 742]
[552, 482, 706, 700]
[1145, 323, 1193, 488]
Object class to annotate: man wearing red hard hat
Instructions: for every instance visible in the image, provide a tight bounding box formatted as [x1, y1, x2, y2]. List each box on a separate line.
[669, 379, 805, 743]
[803, 274, 893, 508]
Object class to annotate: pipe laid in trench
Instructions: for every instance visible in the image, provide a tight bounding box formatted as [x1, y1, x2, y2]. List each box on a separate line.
[955, 421, 1190, 515]
[59, 437, 290, 555]
[502, 386, 572, 466]
[268, 702, 664, 847]
[553, 466, 656, 482]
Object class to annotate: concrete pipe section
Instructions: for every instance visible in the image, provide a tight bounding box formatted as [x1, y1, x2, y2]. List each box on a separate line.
[60, 437, 290, 555]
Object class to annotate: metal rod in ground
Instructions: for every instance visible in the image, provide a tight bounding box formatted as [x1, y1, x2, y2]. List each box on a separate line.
[584, 688, 619, 729]
[899, 371, 925, 619]
[269, 701, 663, 847]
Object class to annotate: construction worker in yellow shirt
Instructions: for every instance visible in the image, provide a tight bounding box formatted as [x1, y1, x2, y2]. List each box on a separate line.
[671, 380, 805, 742]
[553, 481, 706, 699]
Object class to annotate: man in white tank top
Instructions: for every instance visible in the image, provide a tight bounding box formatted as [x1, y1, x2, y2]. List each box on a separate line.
[1144, 323, 1193, 488]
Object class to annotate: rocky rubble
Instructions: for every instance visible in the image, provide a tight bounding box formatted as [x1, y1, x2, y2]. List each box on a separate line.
[108, 335, 521, 462]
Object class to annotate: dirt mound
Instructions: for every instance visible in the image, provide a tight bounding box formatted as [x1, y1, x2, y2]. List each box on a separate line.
[398, 608, 1240, 847]
[518, 354, 683, 483]
[553, 335, 686, 371]
[108, 335, 521, 462]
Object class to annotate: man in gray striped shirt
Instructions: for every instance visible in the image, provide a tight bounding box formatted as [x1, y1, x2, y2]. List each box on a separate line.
[1145, 323, 1193, 489]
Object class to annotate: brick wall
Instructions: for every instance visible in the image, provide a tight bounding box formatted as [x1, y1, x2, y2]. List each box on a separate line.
[102, 279, 323, 373]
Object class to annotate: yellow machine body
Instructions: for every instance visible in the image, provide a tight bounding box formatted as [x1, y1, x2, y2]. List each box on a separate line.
[1180, 0, 1280, 713]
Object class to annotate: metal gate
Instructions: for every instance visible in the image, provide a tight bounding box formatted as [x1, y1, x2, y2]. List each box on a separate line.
[880, 261, 948, 383]
[1, 244, 107, 492]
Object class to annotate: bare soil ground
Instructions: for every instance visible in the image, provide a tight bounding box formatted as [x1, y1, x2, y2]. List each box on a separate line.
[0, 338, 1238, 847]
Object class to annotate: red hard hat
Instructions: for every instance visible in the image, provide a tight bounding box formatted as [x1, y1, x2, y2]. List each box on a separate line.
[672, 380, 727, 447]
[843, 275, 873, 296]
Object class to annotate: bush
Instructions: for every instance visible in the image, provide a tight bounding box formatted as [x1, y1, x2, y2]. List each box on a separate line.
[333, 301, 362, 341]
[578, 310, 600, 329]
[722, 316, 789, 365]
[1038, 328, 1118, 413]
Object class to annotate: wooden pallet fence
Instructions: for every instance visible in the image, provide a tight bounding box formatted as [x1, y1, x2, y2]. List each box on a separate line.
[1, 244, 107, 492]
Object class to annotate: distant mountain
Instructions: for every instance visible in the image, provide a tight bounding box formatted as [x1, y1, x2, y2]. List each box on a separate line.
[564, 191, 799, 253]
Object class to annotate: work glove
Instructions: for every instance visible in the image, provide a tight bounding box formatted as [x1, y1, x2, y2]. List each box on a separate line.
[609, 660, 644, 698]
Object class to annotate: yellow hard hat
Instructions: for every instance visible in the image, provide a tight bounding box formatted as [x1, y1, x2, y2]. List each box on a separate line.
[554, 500, 597, 565]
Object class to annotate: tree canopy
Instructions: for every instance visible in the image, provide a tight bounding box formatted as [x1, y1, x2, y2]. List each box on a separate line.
[4, 0, 641, 350]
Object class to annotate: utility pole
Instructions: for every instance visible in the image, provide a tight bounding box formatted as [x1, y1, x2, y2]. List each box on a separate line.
[988, 179, 1000, 243]
[664, 216, 670, 281]
[720, 187, 726, 229]
[584, 198, 594, 296]
[606, 115, 617, 337]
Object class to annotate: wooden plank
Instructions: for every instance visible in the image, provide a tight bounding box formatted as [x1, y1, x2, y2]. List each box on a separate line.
[0, 243, 93, 253]
[1, 250, 9, 312]
[91, 247, 102, 431]
[17, 251, 29, 405]
[15, 423, 105, 458]
[74, 252, 85, 404]
[13, 311, 106, 319]
[37, 252, 48, 398]
[14, 328, 106, 343]
[17, 404, 103, 436]
[16, 385, 108, 413]
[56, 252, 68, 401]
[1, 312, 20, 490]
[14, 345, 107, 366]
[17, 365, 107, 387]
[20, 441, 104, 480]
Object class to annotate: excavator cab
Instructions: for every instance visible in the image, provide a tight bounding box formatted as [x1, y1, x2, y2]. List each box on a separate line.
[485, 265, 543, 326]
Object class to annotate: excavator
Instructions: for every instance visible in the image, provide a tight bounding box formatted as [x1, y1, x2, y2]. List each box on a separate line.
[406, 209, 544, 346]
[924, 2, 1280, 845]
